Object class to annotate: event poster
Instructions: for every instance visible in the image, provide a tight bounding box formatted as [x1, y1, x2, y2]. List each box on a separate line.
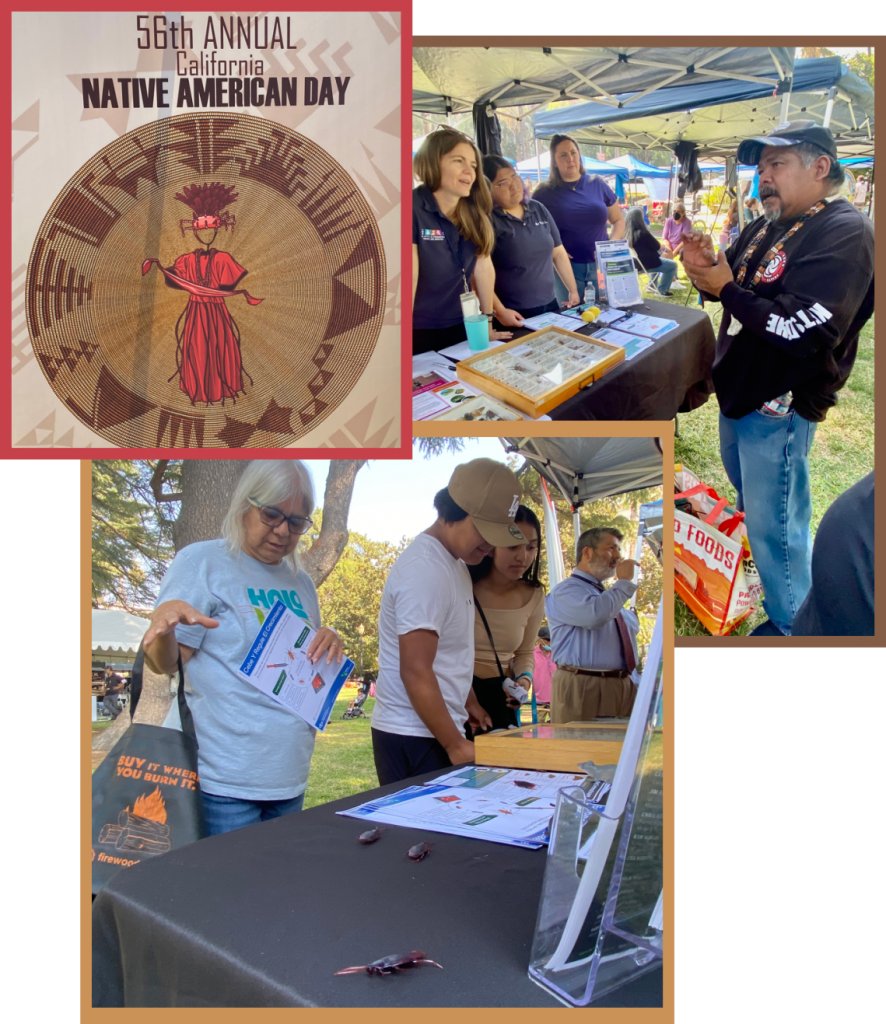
[11, 11, 403, 450]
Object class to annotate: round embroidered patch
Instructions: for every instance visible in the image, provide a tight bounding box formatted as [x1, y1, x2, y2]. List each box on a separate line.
[760, 252, 787, 283]
[509, 524, 524, 539]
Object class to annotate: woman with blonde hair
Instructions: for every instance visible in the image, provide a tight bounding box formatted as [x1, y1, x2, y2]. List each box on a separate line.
[143, 460, 344, 836]
[412, 127, 513, 354]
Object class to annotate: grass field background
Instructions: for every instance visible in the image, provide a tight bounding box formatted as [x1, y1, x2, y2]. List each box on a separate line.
[648, 268, 874, 635]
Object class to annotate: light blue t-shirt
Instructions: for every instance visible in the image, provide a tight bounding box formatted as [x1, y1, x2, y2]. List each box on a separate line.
[158, 539, 322, 801]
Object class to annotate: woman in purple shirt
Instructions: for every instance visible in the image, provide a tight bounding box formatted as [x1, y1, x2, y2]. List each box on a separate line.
[533, 134, 625, 304]
[661, 202, 691, 257]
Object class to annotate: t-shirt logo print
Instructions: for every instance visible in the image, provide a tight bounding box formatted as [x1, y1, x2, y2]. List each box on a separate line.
[508, 495, 520, 517]
[760, 252, 787, 284]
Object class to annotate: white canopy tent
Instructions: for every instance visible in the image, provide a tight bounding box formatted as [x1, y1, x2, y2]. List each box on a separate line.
[532, 56, 874, 158]
[501, 436, 663, 606]
[413, 46, 793, 119]
[92, 608, 149, 668]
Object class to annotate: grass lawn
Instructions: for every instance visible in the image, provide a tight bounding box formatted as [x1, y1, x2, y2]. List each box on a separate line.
[304, 693, 379, 809]
[648, 266, 875, 636]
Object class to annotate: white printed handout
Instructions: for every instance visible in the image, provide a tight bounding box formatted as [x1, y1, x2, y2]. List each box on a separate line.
[337, 766, 611, 848]
[238, 600, 354, 731]
[593, 328, 654, 361]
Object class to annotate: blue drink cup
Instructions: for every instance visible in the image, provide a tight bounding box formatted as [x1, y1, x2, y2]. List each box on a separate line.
[464, 314, 489, 352]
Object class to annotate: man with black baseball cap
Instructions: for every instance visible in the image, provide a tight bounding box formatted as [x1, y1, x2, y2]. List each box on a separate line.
[681, 120, 874, 636]
[372, 458, 525, 784]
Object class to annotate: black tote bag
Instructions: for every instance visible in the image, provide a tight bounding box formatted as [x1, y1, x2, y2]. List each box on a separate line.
[91, 645, 207, 894]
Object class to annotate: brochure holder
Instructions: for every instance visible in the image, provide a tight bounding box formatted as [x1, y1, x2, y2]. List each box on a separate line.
[528, 603, 664, 1006]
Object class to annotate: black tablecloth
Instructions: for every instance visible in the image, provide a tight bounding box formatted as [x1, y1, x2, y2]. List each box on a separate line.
[92, 767, 663, 1008]
[522, 297, 714, 421]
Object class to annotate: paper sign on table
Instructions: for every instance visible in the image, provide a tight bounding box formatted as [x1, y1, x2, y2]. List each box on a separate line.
[238, 600, 353, 731]
[593, 328, 654, 361]
[521, 311, 581, 332]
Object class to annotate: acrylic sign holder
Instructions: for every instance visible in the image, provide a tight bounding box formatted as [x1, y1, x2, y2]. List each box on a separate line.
[527, 603, 664, 1006]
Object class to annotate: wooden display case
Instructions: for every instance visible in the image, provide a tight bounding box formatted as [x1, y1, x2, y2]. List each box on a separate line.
[455, 326, 625, 417]
[474, 721, 626, 774]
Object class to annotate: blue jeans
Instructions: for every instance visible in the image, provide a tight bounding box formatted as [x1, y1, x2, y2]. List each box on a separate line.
[719, 409, 817, 635]
[201, 791, 306, 836]
[554, 261, 597, 304]
[650, 258, 679, 293]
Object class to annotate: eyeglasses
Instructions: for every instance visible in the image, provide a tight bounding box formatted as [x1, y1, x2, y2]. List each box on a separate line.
[248, 498, 313, 535]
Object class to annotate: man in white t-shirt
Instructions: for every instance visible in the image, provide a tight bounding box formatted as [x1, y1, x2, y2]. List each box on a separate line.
[372, 458, 526, 785]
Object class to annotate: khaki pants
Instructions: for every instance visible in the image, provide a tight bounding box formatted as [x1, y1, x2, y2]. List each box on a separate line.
[551, 667, 637, 723]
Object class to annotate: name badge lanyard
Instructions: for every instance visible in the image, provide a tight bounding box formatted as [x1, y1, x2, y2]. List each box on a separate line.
[438, 214, 471, 294]
[726, 200, 826, 336]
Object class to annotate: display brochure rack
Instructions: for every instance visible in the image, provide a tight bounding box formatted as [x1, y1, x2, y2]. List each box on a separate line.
[456, 327, 625, 418]
[528, 604, 664, 1006]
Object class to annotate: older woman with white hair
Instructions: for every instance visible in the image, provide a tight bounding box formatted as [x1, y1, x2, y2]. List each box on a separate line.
[143, 460, 343, 836]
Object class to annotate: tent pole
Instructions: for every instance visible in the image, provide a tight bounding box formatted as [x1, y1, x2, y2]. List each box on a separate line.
[573, 508, 582, 559]
[779, 84, 792, 124]
[535, 136, 543, 186]
[631, 528, 644, 610]
[823, 86, 837, 128]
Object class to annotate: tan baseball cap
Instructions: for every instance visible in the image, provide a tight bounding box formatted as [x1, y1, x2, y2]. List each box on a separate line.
[448, 458, 525, 547]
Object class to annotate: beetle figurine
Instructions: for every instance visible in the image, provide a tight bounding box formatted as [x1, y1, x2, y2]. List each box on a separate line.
[335, 950, 444, 976]
[357, 827, 385, 845]
[406, 841, 435, 861]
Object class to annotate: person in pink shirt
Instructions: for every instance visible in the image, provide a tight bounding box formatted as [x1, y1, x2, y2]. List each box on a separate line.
[532, 626, 556, 705]
[661, 202, 691, 257]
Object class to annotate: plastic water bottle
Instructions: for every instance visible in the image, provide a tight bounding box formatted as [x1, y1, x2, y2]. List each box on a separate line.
[583, 282, 595, 308]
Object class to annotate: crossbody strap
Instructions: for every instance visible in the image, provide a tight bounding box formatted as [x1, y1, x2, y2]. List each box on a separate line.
[129, 643, 199, 749]
[473, 598, 506, 679]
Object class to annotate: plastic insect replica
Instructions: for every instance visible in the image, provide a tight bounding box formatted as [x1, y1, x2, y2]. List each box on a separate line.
[335, 951, 444, 977]
[357, 827, 385, 844]
[406, 841, 435, 861]
[141, 182, 264, 406]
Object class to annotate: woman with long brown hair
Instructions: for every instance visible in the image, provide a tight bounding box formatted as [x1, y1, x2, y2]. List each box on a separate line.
[534, 134, 625, 305]
[412, 128, 512, 354]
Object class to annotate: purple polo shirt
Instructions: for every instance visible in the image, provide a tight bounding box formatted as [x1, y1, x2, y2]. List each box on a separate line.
[533, 174, 617, 264]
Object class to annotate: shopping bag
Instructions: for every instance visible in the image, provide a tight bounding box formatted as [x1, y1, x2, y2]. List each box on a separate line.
[91, 646, 206, 893]
[673, 466, 762, 635]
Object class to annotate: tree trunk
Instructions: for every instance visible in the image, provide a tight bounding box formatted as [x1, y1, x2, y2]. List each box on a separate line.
[301, 460, 366, 587]
[173, 461, 249, 550]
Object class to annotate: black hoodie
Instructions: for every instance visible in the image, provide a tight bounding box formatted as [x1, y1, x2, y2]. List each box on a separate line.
[709, 198, 874, 421]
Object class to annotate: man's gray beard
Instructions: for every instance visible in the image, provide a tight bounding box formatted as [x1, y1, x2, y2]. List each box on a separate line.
[761, 198, 782, 223]
[588, 558, 615, 581]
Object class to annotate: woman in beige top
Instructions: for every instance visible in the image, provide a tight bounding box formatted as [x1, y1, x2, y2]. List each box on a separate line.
[467, 505, 546, 730]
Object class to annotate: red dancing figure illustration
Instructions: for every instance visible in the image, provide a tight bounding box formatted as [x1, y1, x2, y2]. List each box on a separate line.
[142, 182, 263, 405]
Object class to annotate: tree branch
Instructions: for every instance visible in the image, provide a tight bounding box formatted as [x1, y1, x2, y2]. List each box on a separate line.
[302, 460, 367, 588]
[149, 460, 182, 503]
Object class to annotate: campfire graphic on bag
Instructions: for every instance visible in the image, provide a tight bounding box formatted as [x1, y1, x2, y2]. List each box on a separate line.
[97, 787, 173, 856]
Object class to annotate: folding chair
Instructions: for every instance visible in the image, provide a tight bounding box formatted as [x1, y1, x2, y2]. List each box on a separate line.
[628, 245, 666, 298]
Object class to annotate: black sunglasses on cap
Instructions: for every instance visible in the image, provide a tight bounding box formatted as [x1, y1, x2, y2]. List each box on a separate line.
[247, 497, 313, 535]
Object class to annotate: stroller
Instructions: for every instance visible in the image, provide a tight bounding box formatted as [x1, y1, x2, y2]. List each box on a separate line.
[341, 682, 370, 720]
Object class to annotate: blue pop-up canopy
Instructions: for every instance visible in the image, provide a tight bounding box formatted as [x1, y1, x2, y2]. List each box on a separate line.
[533, 56, 874, 157]
[606, 154, 671, 179]
[515, 149, 630, 182]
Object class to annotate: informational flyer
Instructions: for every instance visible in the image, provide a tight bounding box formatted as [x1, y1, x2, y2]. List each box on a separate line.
[593, 328, 653, 361]
[521, 310, 581, 332]
[337, 766, 611, 848]
[238, 600, 353, 731]
[612, 313, 678, 338]
[595, 240, 643, 307]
